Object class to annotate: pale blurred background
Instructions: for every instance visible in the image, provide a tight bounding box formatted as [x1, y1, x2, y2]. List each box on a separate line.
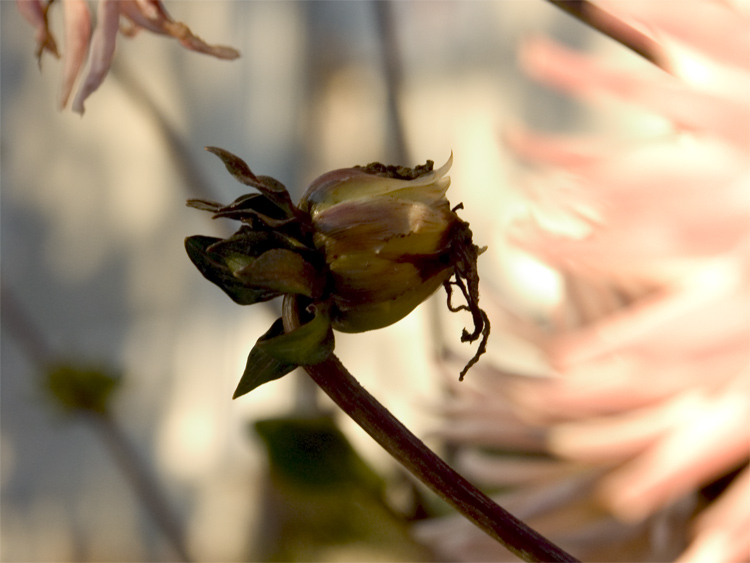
[0, 2, 608, 561]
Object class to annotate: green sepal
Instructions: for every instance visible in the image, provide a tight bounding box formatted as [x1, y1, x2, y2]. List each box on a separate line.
[257, 307, 335, 366]
[233, 310, 335, 399]
[234, 249, 321, 298]
[234, 319, 298, 399]
[185, 235, 280, 305]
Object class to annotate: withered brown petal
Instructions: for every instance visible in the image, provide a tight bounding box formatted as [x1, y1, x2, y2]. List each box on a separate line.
[205, 147, 295, 217]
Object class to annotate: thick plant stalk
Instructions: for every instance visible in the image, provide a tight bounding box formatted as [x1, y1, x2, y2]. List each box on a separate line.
[283, 296, 579, 563]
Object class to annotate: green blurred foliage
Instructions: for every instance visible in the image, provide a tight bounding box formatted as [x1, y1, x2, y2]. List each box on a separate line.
[44, 363, 121, 415]
[252, 415, 433, 562]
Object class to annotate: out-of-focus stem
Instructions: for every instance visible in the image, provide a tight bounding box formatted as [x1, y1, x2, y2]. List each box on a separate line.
[282, 296, 579, 563]
[110, 61, 220, 204]
[1, 281, 56, 369]
[85, 411, 193, 563]
[372, 0, 410, 167]
[545, 0, 670, 72]
[1, 283, 193, 563]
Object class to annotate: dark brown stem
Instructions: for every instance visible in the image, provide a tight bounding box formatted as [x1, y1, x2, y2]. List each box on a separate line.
[283, 297, 578, 563]
[545, 0, 670, 72]
[304, 356, 578, 562]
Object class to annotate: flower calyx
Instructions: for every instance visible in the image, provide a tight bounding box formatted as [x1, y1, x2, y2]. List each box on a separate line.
[186, 148, 490, 398]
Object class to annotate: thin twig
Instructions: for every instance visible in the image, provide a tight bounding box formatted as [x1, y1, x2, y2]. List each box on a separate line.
[283, 296, 578, 563]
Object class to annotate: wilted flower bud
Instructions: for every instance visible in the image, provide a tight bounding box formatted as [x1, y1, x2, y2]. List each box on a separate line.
[186, 148, 489, 399]
[299, 156, 462, 333]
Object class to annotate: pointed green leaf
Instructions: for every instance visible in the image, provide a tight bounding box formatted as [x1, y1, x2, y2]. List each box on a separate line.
[258, 307, 335, 366]
[234, 319, 297, 399]
[185, 236, 280, 305]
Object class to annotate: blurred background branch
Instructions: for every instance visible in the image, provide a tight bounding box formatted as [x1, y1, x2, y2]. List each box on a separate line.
[1, 283, 192, 562]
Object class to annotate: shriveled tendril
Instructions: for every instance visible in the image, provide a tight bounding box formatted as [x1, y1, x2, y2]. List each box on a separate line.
[444, 205, 490, 381]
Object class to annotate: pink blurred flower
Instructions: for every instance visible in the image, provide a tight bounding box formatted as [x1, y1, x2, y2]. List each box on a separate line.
[414, 364, 695, 561]
[17, 0, 240, 114]
[420, 1, 749, 561]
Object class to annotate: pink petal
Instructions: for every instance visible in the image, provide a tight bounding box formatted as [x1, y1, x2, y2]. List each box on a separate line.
[600, 388, 750, 522]
[547, 392, 703, 462]
[17, 0, 45, 28]
[118, 0, 177, 33]
[512, 201, 749, 276]
[59, 0, 92, 109]
[692, 466, 750, 535]
[678, 467, 750, 563]
[71, 0, 119, 115]
[510, 220, 685, 278]
[597, 0, 750, 71]
[549, 282, 750, 367]
[429, 408, 547, 451]
[568, 139, 744, 208]
[509, 360, 648, 421]
[17, 0, 60, 60]
[521, 37, 750, 151]
[503, 125, 616, 168]
[512, 137, 750, 267]
[454, 449, 582, 487]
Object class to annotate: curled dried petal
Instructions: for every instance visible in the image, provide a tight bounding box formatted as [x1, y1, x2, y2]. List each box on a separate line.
[17, 0, 60, 62]
[119, 0, 239, 60]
